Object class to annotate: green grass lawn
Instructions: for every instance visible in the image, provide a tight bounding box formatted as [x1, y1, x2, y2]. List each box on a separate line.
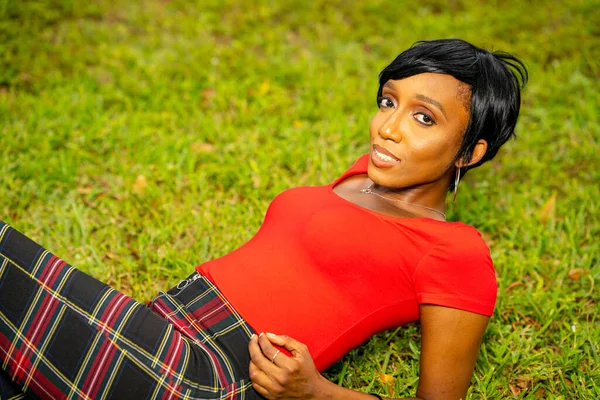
[1, 0, 598, 398]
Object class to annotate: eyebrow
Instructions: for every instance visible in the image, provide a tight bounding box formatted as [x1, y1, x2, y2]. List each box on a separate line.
[383, 82, 447, 118]
[415, 94, 446, 118]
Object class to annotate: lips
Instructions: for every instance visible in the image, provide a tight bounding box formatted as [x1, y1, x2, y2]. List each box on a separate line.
[371, 144, 401, 168]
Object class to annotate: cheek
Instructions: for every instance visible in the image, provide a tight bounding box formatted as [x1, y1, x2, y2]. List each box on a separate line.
[411, 135, 459, 167]
[369, 114, 383, 137]
[413, 135, 451, 155]
[369, 119, 376, 138]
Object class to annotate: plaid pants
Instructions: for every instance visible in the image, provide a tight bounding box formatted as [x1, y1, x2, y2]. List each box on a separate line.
[0, 221, 261, 399]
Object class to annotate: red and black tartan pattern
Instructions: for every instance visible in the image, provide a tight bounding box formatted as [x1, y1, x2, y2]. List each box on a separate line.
[0, 221, 260, 399]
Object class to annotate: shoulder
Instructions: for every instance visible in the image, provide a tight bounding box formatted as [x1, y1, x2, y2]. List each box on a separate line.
[333, 154, 369, 184]
[409, 221, 491, 261]
[425, 223, 494, 273]
[413, 224, 497, 316]
[441, 224, 492, 258]
[349, 153, 370, 171]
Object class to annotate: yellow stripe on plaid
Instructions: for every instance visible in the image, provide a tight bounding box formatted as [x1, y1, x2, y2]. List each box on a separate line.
[0, 221, 260, 399]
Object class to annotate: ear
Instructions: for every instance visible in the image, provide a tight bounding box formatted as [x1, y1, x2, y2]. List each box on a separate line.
[455, 139, 488, 168]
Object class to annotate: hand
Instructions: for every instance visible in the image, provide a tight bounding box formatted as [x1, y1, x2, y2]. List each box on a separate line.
[248, 332, 326, 399]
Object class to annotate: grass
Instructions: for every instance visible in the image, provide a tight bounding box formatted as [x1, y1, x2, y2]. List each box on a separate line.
[1, 0, 598, 398]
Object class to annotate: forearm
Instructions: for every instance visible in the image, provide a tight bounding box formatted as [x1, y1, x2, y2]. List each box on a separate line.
[315, 375, 423, 400]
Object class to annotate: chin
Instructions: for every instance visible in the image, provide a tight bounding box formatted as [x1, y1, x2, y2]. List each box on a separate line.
[366, 161, 405, 189]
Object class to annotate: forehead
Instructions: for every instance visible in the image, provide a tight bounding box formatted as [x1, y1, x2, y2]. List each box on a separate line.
[383, 73, 471, 110]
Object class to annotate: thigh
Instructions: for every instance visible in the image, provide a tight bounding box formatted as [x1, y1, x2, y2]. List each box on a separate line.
[0, 221, 257, 399]
[150, 272, 258, 391]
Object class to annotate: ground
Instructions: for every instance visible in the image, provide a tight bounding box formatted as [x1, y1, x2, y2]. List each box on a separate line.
[1, 0, 598, 398]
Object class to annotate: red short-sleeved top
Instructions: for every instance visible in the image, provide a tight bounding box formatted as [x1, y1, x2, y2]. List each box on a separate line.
[197, 154, 497, 371]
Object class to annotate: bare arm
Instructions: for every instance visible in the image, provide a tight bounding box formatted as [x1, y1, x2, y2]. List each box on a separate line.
[415, 305, 490, 399]
[248, 305, 490, 400]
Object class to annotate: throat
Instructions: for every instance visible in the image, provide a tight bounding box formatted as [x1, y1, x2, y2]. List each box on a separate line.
[332, 175, 446, 220]
[361, 183, 447, 220]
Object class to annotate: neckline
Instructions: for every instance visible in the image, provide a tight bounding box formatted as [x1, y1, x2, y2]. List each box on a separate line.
[329, 179, 452, 224]
[328, 154, 456, 224]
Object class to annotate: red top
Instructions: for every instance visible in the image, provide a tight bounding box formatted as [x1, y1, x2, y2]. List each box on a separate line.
[196, 154, 497, 372]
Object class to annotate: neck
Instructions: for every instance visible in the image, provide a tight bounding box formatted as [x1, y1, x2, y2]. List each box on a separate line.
[364, 182, 448, 220]
[371, 181, 448, 213]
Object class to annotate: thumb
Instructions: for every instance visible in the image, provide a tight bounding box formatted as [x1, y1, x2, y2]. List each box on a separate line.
[265, 333, 308, 356]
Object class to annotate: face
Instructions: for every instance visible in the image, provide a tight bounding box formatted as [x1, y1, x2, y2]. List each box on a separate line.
[368, 72, 471, 192]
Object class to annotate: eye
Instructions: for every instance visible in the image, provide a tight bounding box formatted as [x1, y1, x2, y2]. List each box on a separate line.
[414, 112, 435, 126]
[377, 96, 395, 109]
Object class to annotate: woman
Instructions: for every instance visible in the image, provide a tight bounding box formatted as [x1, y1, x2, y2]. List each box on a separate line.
[0, 38, 526, 399]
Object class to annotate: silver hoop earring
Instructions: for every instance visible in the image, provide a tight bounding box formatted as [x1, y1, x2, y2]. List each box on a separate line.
[453, 167, 461, 202]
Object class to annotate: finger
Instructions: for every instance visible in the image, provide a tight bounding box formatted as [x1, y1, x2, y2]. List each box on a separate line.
[249, 359, 260, 375]
[266, 333, 310, 357]
[248, 333, 280, 376]
[249, 360, 281, 398]
[258, 333, 293, 368]
[251, 381, 270, 399]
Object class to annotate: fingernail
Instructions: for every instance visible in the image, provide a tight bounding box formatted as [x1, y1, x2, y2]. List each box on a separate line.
[266, 332, 276, 337]
[250, 334, 256, 339]
[259, 332, 264, 337]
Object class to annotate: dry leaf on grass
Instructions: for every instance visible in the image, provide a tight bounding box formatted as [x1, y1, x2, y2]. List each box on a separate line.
[77, 186, 93, 194]
[481, 232, 495, 247]
[539, 193, 557, 222]
[568, 268, 589, 280]
[516, 376, 532, 389]
[104, 251, 119, 261]
[505, 281, 525, 293]
[509, 376, 533, 397]
[191, 142, 215, 153]
[375, 372, 395, 397]
[375, 372, 395, 384]
[201, 89, 216, 107]
[509, 383, 521, 397]
[133, 175, 147, 195]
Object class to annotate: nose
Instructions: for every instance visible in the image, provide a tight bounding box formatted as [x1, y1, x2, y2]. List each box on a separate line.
[378, 111, 403, 142]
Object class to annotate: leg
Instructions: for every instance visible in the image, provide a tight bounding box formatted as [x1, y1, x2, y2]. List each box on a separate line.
[0, 221, 258, 399]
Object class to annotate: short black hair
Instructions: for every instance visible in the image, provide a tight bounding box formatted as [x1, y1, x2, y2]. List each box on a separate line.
[378, 39, 528, 190]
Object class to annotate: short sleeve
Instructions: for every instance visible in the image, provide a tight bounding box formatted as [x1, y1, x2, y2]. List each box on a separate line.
[412, 226, 498, 316]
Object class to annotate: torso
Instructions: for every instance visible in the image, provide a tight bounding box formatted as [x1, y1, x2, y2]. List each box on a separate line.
[196, 154, 496, 372]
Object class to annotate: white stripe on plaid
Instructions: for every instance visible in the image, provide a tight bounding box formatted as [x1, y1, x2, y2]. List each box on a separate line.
[0, 221, 260, 399]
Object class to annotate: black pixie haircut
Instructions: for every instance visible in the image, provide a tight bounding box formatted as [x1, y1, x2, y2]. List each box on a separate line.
[378, 38, 528, 190]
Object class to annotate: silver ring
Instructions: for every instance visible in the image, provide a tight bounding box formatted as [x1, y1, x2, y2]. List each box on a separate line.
[271, 350, 281, 363]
